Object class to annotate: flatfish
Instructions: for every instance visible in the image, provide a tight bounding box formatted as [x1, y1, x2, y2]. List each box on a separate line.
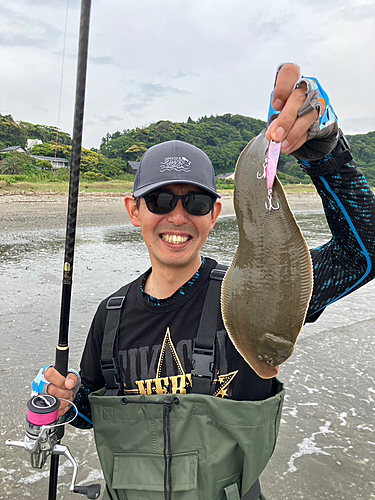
[221, 130, 313, 379]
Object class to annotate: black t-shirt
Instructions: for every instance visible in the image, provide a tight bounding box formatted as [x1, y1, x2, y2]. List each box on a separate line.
[80, 257, 277, 401]
[73, 162, 375, 428]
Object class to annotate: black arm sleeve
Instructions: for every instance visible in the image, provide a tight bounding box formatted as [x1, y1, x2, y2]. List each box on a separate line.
[80, 299, 108, 391]
[66, 384, 93, 429]
[66, 300, 108, 428]
[305, 163, 375, 322]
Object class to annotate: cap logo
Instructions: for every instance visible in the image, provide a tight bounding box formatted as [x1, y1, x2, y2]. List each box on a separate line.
[160, 156, 191, 173]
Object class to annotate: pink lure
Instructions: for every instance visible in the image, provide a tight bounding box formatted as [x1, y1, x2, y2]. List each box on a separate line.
[266, 140, 281, 194]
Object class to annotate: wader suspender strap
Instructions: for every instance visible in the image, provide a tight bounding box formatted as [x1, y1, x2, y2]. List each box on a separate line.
[101, 283, 131, 396]
[99, 268, 262, 499]
[191, 263, 227, 395]
[100, 263, 227, 396]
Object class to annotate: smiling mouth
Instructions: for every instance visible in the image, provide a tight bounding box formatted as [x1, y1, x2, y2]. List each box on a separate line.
[161, 234, 191, 245]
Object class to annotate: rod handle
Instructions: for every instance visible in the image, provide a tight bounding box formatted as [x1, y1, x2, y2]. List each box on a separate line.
[55, 346, 69, 377]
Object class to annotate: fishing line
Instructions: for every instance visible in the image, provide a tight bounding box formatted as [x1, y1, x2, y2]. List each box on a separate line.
[54, 0, 70, 163]
[30, 396, 79, 430]
[45, 398, 79, 428]
[39, 0, 70, 351]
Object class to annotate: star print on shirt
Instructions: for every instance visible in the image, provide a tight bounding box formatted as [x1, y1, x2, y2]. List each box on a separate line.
[125, 327, 238, 397]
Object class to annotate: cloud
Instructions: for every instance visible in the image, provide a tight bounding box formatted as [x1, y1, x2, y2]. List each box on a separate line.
[31, 106, 49, 114]
[245, 19, 284, 41]
[341, 116, 375, 135]
[0, 5, 62, 49]
[0, 33, 47, 49]
[1, 0, 373, 149]
[173, 70, 200, 79]
[17, 0, 80, 6]
[89, 56, 116, 65]
[101, 115, 124, 125]
[122, 82, 189, 114]
[329, 3, 375, 22]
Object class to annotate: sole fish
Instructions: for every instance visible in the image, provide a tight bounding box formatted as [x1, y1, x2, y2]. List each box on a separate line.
[221, 130, 313, 379]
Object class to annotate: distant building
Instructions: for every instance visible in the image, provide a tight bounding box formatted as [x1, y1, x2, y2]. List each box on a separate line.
[128, 161, 140, 175]
[0, 141, 69, 169]
[216, 172, 235, 180]
[0, 145, 27, 154]
[30, 155, 69, 169]
[25, 139, 42, 151]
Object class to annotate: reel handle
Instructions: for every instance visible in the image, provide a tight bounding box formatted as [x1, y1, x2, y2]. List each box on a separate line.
[5, 440, 26, 449]
[74, 484, 101, 499]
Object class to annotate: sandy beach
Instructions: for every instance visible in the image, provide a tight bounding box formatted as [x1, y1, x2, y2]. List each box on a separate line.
[0, 192, 324, 232]
[2, 190, 375, 500]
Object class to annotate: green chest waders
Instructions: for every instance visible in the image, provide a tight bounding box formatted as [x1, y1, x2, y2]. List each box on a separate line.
[89, 265, 285, 500]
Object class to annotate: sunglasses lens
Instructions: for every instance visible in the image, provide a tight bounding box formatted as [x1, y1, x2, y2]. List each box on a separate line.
[144, 192, 214, 216]
[184, 194, 213, 215]
[145, 192, 175, 214]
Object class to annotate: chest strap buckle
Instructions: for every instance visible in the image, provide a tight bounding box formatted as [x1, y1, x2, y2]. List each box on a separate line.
[191, 343, 215, 381]
[101, 357, 121, 390]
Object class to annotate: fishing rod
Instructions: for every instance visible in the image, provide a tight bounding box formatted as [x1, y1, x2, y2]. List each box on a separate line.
[49, 0, 93, 497]
[6, 1, 100, 498]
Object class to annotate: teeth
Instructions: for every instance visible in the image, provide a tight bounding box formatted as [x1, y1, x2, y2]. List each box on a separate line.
[161, 234, 189, 244]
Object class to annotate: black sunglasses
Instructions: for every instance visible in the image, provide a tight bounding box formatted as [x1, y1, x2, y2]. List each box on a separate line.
[143, 191, 216, 216]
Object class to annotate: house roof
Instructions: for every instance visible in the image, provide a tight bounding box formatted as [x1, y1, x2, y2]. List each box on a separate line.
[30, 155, 69, 163]
[128, 161, 140, 168]
[216, 172, 235, 180]
[0, 146, 26, 153]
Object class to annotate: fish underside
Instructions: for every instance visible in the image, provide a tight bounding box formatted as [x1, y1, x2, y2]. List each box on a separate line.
[221, 130, 313, 379]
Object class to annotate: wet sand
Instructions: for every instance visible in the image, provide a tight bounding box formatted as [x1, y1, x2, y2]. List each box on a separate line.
[1, 194, 375, 499]
[0, 192, 323, 232]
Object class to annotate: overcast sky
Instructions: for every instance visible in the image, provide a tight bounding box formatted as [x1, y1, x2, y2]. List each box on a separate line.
[1, 0, 374, 149]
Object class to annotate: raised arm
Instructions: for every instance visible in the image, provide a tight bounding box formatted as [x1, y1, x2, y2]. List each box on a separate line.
[266, 63, 375, 321]
[303, 150, 375, 321]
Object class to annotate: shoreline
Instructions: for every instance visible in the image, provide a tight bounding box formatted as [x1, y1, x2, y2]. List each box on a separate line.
[0, 191, 323, 233]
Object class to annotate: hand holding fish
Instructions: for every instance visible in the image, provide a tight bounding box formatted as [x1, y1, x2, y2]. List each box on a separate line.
[266, 63, 319, 154]
[265, 63, 340, 164]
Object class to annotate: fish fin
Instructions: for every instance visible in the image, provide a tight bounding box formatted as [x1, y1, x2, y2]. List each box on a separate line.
[221, 254, 239, 335]
[257, 333, 294, 366]
[274, 177, 314, 331]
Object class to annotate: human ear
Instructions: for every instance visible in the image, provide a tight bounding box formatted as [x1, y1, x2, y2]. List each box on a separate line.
[210, 200, 222, 230]
[124, 194, 141, 228]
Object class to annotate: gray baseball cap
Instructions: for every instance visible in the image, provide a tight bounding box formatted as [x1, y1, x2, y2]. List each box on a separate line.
[133, 140, 219, 198]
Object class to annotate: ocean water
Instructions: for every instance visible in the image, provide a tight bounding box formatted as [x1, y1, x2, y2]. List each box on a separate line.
[0, 210, 374, 499]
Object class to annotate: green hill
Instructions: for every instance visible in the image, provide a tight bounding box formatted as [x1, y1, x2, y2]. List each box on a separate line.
[99, 114, 375, 185]
[1, 113, 374, 186]
[347, 131, 375, 185]
[0, 114, 72, 148]
[100, 114, 266, 175]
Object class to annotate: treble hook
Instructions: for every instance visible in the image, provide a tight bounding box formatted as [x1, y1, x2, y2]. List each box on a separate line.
[265, 191, 280, 211]
[257, 158, 267, 179]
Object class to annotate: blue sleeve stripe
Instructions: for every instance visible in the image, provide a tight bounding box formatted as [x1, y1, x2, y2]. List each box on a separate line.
[78, 412, 93, 426]
[312, 176, 372, 312]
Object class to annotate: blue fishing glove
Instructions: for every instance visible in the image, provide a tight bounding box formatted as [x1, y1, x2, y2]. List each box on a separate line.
[268, 65, 339, 161]
[31, 365, 81, 398]
[31, 365, 53, 396]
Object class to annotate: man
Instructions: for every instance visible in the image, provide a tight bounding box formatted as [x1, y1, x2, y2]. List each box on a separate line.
[40, 64, 375, 499]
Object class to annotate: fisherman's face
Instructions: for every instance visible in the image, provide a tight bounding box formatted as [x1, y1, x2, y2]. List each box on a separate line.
[125, 184, 222, 270]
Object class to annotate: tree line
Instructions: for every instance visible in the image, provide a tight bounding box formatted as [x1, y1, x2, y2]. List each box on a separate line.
[0, 114, 128, 179]
[99, 114, 375, 185]
[1, 113, 374, 185]
[0, 114, 71, 148]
